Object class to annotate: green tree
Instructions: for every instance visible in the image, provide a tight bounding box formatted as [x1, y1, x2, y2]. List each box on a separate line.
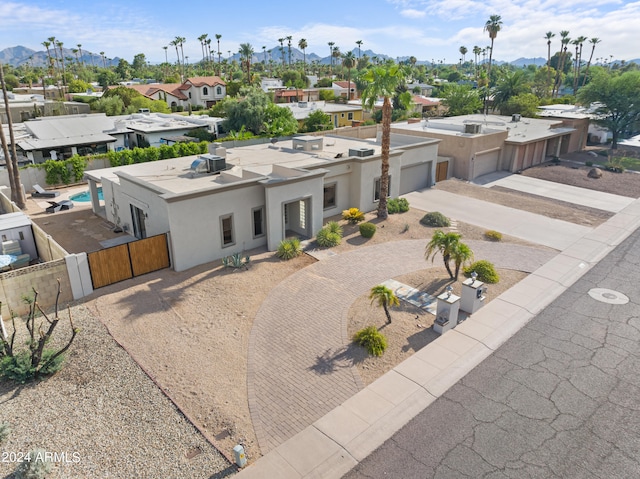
[93, 96, 125, 115]
[502, 93, 540, 117]
[492, 70, 529, 113]
[581, 37, 601, 87]
[361, 64, 409, 218]
[264, 104, 298, 136]
[239, 43, 254, 85]
[484, 15, 503, 81]
[303, 109, 333, 132]
[342, 52, 357, 100]
[425, 230, 462, 280]
[97, 69, 118, 89]
[3, 74, 18, 90]
[577, 70, 640, 149]
[452, 242, 474, 280]
[68, 79, 91, 93]
[369, 285, 400, 324]
[439, 83, 482, 116]
[224, 87, 270, 135]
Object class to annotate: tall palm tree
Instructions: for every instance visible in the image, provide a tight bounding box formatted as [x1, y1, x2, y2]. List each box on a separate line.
[369, 285, 399, 324]
[77, 44, 84, 67]
[198, 34, 208, 68]
[544, 32, 555, 92]
[342, 51, 356, 100]
[361, 64, 408, 218]
[472, 45, 481, 78]
[483, 14, 503, 82]
[452, 242, 474, 280]
[56, 40, 66, 86]
[328, 42, 335, 73]
[554, 31, 571, 97]
[298, 38, 308, 72]
[100, 51, 106, 68]
[42, 40, 53, 78]
[278, 38, 286, 67]
[573, 35, 588, 92]
[356, 40, 363, 60]
[582, 37, 601, 87]
[170, 38, 180, 71]
[332, 46, 341, 72]
[0, 61, 25, 208]
[262, 45, 267, 66]
[239, 43, 254, 85]
[425, 230, 462, 280]
[286, 36, 293, 66]
[162, 46, 168, 78]
[459, 46, 468, 64]
[215, 34, 222, 75]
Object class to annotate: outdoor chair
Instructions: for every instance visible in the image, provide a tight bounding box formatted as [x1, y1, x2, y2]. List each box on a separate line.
[32, 184, 60, 198]
[45, 200, 73, 213]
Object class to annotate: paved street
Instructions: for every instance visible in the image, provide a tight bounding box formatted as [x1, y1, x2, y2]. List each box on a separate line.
[343, 225, 640, 478]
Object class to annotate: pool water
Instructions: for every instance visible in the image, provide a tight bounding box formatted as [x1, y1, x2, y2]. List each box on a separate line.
[70, 187, 103, 202]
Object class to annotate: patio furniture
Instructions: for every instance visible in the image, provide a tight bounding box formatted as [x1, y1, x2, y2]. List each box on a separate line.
[32, 184, 60, 198]
[45, 200, 74, 214]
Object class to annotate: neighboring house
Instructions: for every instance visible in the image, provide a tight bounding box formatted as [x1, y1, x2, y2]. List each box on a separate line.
[411, 96, 445, 117]
[261, 78, 284, 92]
[274, 89, 320, 103]
[119, 76, 226, 110]
[408, 83, 434, 96]
[0, 92, 90, 123]
[391, 114, 586, 181]
[332, 81, 358, 100]
[278, 101, 363, 128]
[15, 112, 223, 163]
[83, 134, 439, 272]
[537, 104, 606, 144]
[124, 83, 187, 110]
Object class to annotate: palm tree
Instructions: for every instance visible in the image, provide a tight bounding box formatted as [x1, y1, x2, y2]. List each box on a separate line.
[332, 46, 341, 72]
[582, 37, 601, 87]
[356, 40, 363, 60]
[361, 64, 408, 218]
[452, 242, 474, 280]
[554, 31, 571, 97]
[278, 38, 286, 66]
[472, 46, 481, 78]
[162, 46, 168, 78]
[483, 14, 503, 81]
[544, 32, 555, 91]
[198, 34, 208, 68]
[493, 70, 527, 113]
[56, 41, 66, 86]
[239, 43, 254, 85]
[342, 52, 356, 100]
[328, 42, 335, 73]
[298, 38, 308, 72]
[425, 230, 461, 280]
[170, 38, 180, 71]
[573, 35, 588, 92]
[286, 36, 293, 66]
[215, 34, 222, 75]
[459, 46, 468, 64]
[0, 61, 25, 208]
[42, 40, 53, 78]
[77, 44, 84, 67]
[369, 285, 399, 324]
[100, 51, 106, 68]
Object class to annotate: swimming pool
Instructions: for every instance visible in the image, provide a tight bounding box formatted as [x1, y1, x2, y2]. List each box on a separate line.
[70, 187, 103, 202]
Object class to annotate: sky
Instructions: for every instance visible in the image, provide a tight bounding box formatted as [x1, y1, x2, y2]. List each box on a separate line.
[2, 0, 639, 64]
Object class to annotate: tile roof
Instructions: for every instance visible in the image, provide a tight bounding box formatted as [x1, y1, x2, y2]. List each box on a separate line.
[333, 81, 356, 89]
[183, 76, 227, 88]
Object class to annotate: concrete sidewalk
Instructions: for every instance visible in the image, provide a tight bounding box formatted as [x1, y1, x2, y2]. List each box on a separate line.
[237, 197, 640, 478]
[473, 171, 635, 213]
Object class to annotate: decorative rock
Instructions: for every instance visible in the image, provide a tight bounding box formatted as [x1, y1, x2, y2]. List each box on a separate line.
[588, 167, 603, 179]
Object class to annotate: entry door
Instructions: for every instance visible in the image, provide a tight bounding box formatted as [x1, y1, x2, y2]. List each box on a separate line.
[436, 162, 448, 182]
[130, 205, 147, 239]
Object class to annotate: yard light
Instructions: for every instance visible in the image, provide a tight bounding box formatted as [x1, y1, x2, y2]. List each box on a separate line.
[446, 285, 453, 298]
[471, 271, 478, 282]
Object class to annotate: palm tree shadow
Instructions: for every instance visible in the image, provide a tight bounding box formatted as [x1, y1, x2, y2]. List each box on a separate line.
[402, 327, 439, 353]
[309, 343, 368, 375]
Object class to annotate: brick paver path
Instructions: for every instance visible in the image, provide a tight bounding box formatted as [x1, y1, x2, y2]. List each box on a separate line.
[247, 239, 557, 453]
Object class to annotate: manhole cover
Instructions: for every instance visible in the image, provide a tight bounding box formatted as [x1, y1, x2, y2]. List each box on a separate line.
[588, 288, 629, 305]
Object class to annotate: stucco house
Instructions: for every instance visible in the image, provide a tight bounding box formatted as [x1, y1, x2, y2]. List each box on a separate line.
[278, 101, 363, 129]
[83, 134, 439, 272]
[391, 114, 587, 181]
[120, 76, 226, 110]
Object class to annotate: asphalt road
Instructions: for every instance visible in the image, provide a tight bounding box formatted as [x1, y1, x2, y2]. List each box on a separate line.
[344, 226, 640, 479]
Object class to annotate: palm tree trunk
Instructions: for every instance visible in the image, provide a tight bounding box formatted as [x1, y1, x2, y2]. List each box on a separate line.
[0, 61, 25, 208]
[377, 97, 392, 219]
[443, 253, 454, 279]
[582, 46, 596, 87]
[383, 302, 392, 324]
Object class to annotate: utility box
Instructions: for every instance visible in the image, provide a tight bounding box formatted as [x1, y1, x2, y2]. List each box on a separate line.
[460, 277, 486, 314]
[233, 444, 247, 467]
[433, 290, 460, 335]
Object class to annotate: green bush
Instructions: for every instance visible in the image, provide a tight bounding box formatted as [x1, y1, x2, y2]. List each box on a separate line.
[484, 230, 502, 242]
[316, 224, 342, 247]
[0, 422, 10, 443]
[420, 211, 451, 227]
[464, 260, 499, 284]
[325, 221, 343, 235]
[585, 161, 593, 167]
[387, 198, 409, 214]
[276, 238, 302, 260]
[0, 349, 65, 384]
[604, 162, 625, 173]
[359, 222, 376, 238]
[353, 326, 387, 357]
[342, 207, 365, 224]
[14, 448, 52, 479]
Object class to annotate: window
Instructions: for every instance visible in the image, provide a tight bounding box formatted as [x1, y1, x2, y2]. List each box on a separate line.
[188, 92, 192, 99]
[348, 112, 353, 120]
[341, 113, 345, 118]
[19, 232, 24, 240]
[220, 214, 234, 246]
[203, 86, 209, 95]
[252, 207, 265, 238]
[374, 176, 391, 201]
[323, 183, 337, 209]
[216, 86, 222, 95]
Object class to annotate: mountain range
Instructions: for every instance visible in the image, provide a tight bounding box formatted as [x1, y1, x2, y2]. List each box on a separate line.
[0, 45, 120, 68]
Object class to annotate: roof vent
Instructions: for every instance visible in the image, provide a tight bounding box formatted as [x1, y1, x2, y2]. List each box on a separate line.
[511, 114, 521, 122]
[464, 123, 481, 134]
[298, 101, 308, 108]
[349, 147, 375, 158]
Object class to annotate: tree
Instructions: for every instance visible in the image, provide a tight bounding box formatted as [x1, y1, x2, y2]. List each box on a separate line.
[286, 36, 293, 66]
[361, 64, 409, 218]
[298, 38, 308, 72]
[68, 79, 91, 93]
[492, 70, 529, 113]
[0, 282, 78, 383]
[573, 35, 588, 92]
[239, 43, 254, 85]
[545, 32, 555, 91]
[328, 42, 335, 73]
[483, 15, 503, 82]
[452, 242, 474, 280]
[224, 87, 270, 135]
[356, 40, 363, 61]
[582, 37, 601, 87]
[459, 46, 468, 64]
[0, 61, 25, 208]
[577, 70, 640, 149]
[473, 46, 482, 78]
[369, 285, 399, 324]
[93, 96, 125, 115]
[501, 93, 540, 117]
[342, 52, 356, 100]
[303, 109, 333, 132]
[264, 104, 298, 136]
[553, 31, 571, 97]
[439, 83, 482, 116]
[425, 230, 462, 280]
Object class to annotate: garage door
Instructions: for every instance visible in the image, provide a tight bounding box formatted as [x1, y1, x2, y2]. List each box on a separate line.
[400, 162, 431, 194]
[473, 150, 500, 179]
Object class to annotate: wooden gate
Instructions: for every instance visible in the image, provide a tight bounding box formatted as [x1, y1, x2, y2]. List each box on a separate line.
[88, 234, 170, 289]
[436, 161, 448, 182]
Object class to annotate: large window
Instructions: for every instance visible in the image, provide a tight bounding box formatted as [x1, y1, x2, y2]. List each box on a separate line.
[203, 86, 209, 95]
[252, 207, 265, 238]
[220, 214, 234, 246]
[374, 176, 392, 202]
[323, 183, 337, 209]
[216, 86, 222, 95]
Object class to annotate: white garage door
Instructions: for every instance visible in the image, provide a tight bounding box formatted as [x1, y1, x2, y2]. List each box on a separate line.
[473, 150, 500, 179]
[400, 162, 431, 194]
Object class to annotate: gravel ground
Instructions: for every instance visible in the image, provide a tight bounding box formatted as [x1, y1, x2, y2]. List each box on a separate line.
[0, 304, 233, 479]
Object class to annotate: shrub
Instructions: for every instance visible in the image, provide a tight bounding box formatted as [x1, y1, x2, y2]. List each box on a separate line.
[353, 326, 387, 357]
[484, 230, 502, 242]
[0, 422, 10, 443]
[342, 207, 365, 224]
[464, 260, 499, 284]
[276, 238, 302, 260]
[585, 161, 593, 167]
[551, 156, 561, 164]
[359, 222, 376, 238]
[316, 223, 342, 247]
[14, 448, 52, 479]
[420, 211, 450, 227]
[0, 350, 65, 384]
[325, 221, 343, 235]
[603, 162, 625, 173]
[387, 198, 410, 214]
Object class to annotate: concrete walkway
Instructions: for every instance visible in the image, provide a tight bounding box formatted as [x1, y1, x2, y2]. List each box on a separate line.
[403, 189, 591, 250]
[247, 241, 556, 453]
[473, 171, 636, 213]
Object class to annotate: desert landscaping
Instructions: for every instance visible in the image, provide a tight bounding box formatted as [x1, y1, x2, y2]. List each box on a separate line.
[1, 159, 638, 477]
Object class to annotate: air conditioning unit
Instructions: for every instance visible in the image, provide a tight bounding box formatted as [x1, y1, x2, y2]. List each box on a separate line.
[464, 123, 481, 134]
[512, 114, 521, 122]
[349, 147, 375, 158]
[190, 154, 226, 174]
